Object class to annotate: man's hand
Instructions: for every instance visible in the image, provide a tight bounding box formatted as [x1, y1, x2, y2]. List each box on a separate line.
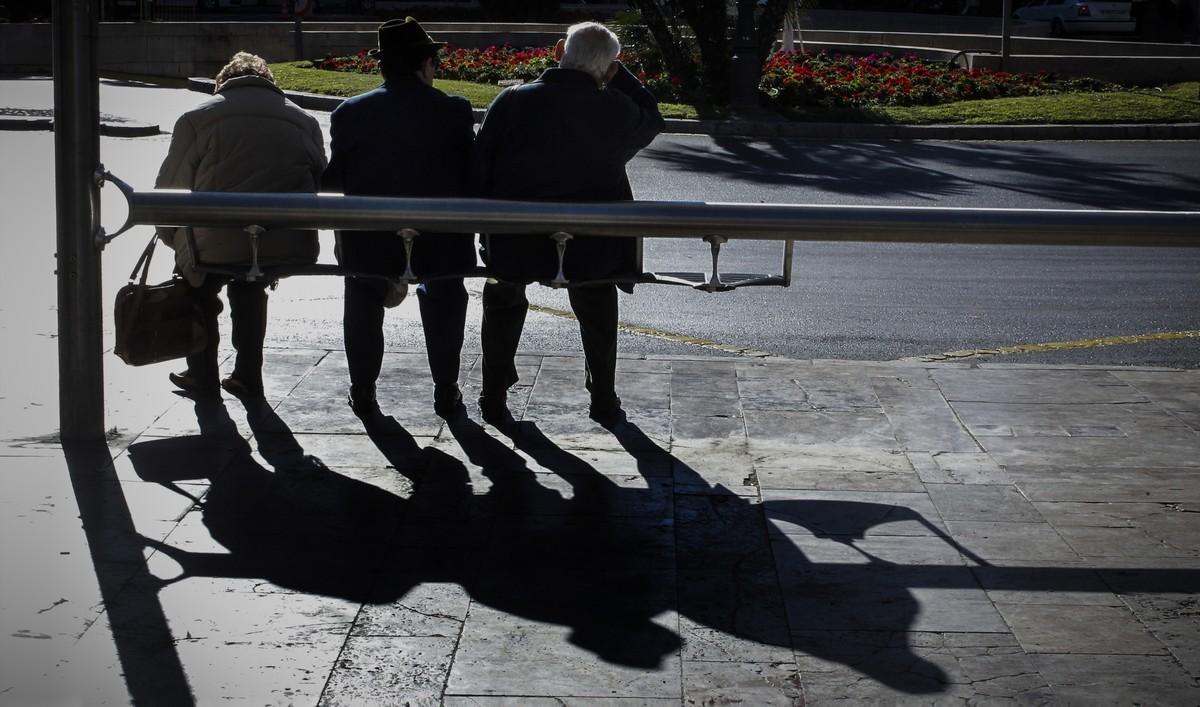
[604, 61, 620, 85]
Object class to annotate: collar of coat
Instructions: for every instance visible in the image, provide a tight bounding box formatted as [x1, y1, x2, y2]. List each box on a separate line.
[215, 74, 284, 95]
[536, 67, 602, 89]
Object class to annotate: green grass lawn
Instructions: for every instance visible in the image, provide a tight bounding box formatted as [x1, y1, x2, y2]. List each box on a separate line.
[271, 62, 1198, 125]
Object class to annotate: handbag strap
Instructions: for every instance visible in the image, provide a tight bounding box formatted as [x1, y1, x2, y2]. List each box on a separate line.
[117, 235, 162, 355]
[129, 234, 158, 284]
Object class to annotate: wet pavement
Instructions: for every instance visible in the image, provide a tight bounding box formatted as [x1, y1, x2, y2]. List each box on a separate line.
[3, 344, 1200, 704]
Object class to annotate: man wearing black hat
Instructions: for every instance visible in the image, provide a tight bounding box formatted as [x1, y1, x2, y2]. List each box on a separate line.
[323, 17, 477, 420]
[472, 21, 664, 424]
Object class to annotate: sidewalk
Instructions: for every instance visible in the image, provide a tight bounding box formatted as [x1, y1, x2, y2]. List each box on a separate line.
[3, 78, 1198, 140]
[2, 345, 1199, 704]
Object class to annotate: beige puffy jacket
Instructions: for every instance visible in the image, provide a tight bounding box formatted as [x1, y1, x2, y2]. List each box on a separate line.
[155, 75, 327, 285]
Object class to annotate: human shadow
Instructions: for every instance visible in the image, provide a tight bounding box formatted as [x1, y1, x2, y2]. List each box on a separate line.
[642, 138, 1200, 210]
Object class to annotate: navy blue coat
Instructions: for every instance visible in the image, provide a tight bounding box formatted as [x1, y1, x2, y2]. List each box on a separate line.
[472, 63, 664, 283]
[323, 75, 477, 278]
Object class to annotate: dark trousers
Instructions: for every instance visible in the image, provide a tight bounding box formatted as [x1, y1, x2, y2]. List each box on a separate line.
[343, 276, 467, 391]
[187, 276, 269, 390]
[481, 281, 617, 400]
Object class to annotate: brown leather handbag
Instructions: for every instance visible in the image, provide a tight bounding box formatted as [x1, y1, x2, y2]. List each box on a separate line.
[113, 235, 207, 366]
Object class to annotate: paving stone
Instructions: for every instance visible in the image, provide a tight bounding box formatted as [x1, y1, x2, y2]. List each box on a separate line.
[934, 368, 1150, 405]
[614, 371, 672, 410]
[675, 496, 791, 655]
[789, 380, 881, 412]
[1057, 524, 1200, 559]
[981, 428, 1200, 469]
[672, 394, 742, 418]
[678, 617, 793, 663]
[996, 603, 1168, 654]
[1037, 654, 1200, 703]
[682, 661, 803, 705]
[1110, 370, 1200, 423]
[146, 589, 356, 704]
[445, 698, 678, 706]
[794, 631, 1051, 704]
[773, 536, 1008, 633]
[320, 635, 457, 705]
[1007, 467, 1200, 502]
[757, 467, 924, 493]
[352, 583, 471, 639]
[1034, 500, 1200, 545]
[951, 401, 1185, 435]
[926, 484, 1042, 522]
[672, 413, 745, 442]
[446, 603, 683, 698]
[744, 409, 898, 447]
[753, 441, 911, 474]
[522, 405, 671, 452]
[671, 439, 758, 496]
[971, 565, 1122, 606]
[734, 358, 811, 379]
[873, 377, 979, 452]
[913, 451, 1011, 485]
[615, 356, 675, 374]
[944, 521, 1078, 562]
[1113, 591, 1200, 675]
[737, 377, 810, 411]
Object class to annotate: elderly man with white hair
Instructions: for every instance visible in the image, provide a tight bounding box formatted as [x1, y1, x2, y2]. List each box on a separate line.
[472, 21, 664, 425]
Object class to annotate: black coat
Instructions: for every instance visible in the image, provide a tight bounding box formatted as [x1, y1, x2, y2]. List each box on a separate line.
[323, 75, 477, 278]
[472, 64, 664, 284]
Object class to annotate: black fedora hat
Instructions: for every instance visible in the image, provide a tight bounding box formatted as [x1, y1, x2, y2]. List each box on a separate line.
[369, 17, 445, 59]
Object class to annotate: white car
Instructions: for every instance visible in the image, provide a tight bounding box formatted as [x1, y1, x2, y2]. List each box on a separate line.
[1013, 0, 1136, 36]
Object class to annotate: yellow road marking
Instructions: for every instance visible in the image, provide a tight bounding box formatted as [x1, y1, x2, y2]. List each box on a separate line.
[524, 302, 778, 358]
[904, 330, 1200, 362]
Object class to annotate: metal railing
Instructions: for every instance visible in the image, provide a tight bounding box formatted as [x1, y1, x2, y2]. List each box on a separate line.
[103, 171, 1200, 294]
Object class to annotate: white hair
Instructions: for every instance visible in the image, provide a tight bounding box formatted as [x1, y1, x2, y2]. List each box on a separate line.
[559, 22, 620, 82]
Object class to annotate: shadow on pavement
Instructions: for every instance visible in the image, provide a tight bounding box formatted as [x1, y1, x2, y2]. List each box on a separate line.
[97, 399, 1200, 699]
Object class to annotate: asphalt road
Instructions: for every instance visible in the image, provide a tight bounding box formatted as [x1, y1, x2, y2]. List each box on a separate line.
[4, 78, 1198, 370]
[574, 135, 1200, 367]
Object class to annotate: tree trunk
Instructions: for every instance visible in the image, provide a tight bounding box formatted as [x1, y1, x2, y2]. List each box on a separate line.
[627, 0, 694, 79]
[679, 0, 731, 103]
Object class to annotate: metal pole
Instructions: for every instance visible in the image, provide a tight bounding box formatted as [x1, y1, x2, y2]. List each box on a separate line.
[53, 0, 106, 442]
[1000, 0, 1013, 69]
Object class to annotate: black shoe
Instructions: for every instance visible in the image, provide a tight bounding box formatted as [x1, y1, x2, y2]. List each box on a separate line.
[433, 384, 464, 419]
[221, 375, 264, 401]
[347, 385, 381, 419]
[169, 370, 218, 397]
[589, 394, 624, 423]
[477, 393, 511, 426]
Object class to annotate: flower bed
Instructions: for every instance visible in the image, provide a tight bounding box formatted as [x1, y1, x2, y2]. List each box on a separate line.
[759, 51, 1115, 108]
[315, 45, 1115, 109]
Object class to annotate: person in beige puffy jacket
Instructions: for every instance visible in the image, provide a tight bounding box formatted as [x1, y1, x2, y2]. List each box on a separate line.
[155, 51, 327, 400]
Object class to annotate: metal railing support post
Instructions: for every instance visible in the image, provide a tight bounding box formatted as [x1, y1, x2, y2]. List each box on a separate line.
[53, 0, 105, 442]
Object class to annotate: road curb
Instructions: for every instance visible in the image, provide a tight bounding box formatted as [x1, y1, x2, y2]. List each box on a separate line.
[0, 111, 160, 137]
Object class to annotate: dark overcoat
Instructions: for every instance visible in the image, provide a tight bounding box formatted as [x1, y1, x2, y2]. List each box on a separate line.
[323, 74, 476, 278]
[472, 63, 664, 284]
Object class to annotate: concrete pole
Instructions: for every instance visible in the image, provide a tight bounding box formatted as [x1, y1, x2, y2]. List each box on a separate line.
[53, 0, 106, 442]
